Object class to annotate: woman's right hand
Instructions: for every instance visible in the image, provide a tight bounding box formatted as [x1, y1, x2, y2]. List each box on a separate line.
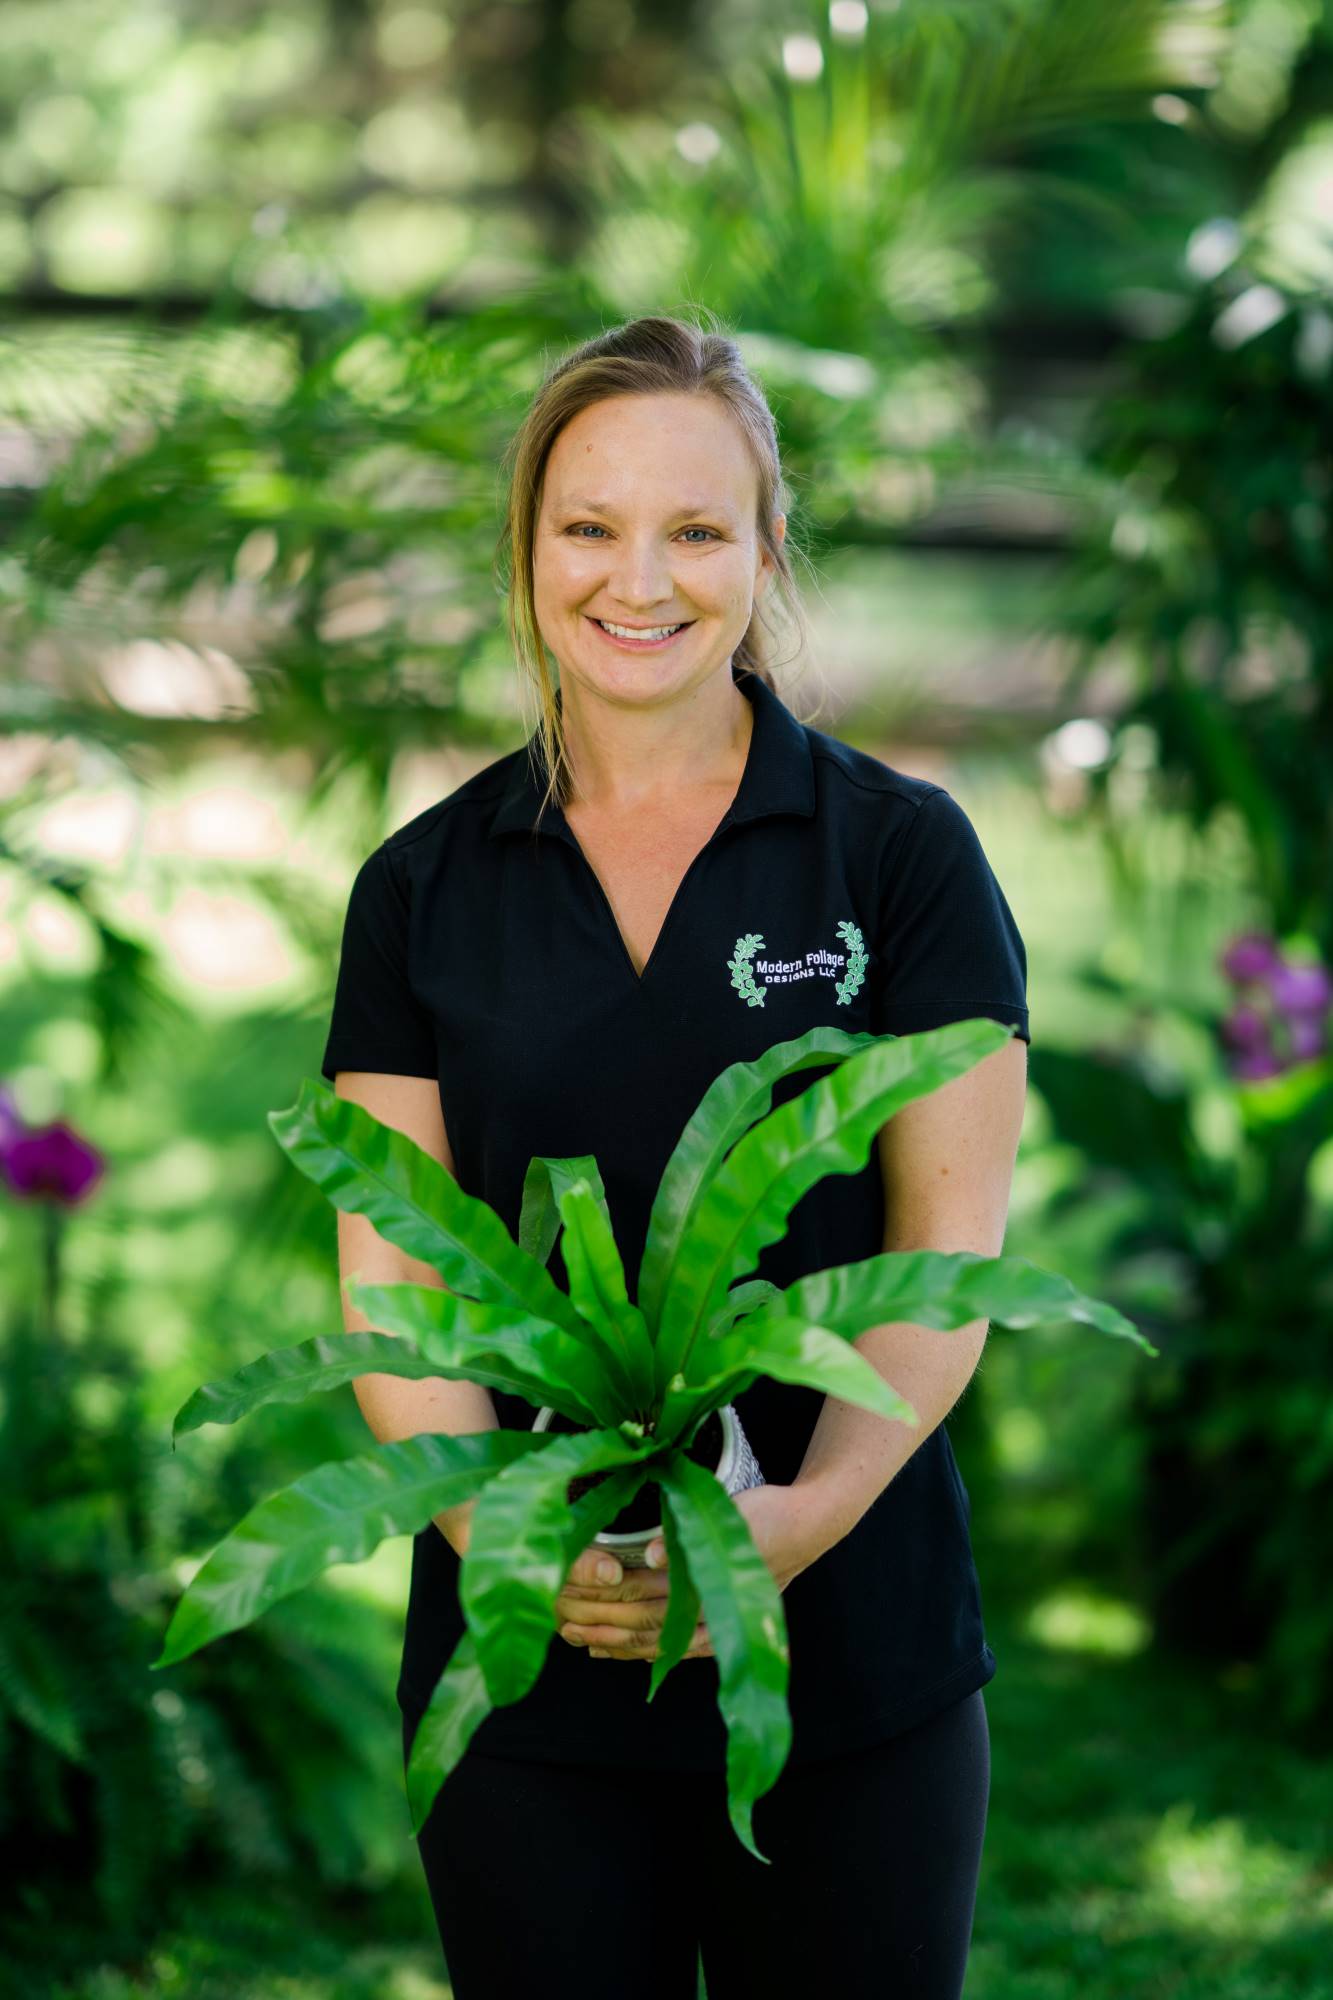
[554, 1543, 711, 1661]
[555, 1543, 643, 1637]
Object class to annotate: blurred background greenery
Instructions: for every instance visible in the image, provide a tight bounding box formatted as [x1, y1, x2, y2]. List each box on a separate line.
[2, 0, 1331, 1993]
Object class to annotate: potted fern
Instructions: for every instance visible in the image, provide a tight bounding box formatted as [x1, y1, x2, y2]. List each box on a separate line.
[152, 1018, 1155, 1862]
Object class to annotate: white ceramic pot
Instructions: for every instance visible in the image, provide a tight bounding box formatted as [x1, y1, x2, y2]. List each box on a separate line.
[531, 1402, 766, 1568]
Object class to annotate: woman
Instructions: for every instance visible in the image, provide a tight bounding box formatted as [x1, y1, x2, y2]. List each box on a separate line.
[322, 313, 1029, 1998]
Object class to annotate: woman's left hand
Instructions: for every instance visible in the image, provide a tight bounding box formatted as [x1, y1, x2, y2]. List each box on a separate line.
[560, 1482, 827, 1662]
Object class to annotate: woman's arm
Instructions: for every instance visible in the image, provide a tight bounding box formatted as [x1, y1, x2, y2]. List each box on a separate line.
[787, 1033, 1029, 1558]
[333, 1070, 499, 1557]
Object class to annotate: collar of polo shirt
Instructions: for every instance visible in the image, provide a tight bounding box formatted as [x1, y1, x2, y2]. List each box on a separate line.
[487, 664, 818, 842]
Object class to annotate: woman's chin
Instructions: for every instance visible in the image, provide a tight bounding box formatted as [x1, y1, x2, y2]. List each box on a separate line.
[561, 645, 727, 707]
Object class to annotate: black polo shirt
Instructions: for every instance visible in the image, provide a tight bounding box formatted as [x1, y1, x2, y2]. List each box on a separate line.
[321, 662, 1029, 1770]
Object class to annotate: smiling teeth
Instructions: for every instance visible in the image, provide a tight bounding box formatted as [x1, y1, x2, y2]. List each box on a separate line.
[597, 619, 685, 640]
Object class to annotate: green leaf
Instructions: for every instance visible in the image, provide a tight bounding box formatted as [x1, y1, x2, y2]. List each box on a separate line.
[518, 1153, 610, 1266]
[677, 1317, 922, 1437]
[646, 1486, 705, 1704]
[654, 1019, 1015, 1384]
[652, 1280, 787, 1436]
[0, 1624, 87, 1764]
[171, 1329, 465, 1440]
[656, 1453, 791, 1864]
[268, 1078, 581, 1333]
[404, 1628, 494, 1835]
[556, 1181, 657, 1413]
[638, 1026, 879, 1329]
[405, 1460, 648, 1836]
[656, 1373, 766, 1451]
[706, 1279, 784, 1341]
[349, 1280, 627, 1425]
[151, 1429, 541, 1669]
[756, 1248, 1155, 1354]
[653, 1285, 785, 1438]
[563, 1461, 655, 1571]
[460, 1426, 656, 1707]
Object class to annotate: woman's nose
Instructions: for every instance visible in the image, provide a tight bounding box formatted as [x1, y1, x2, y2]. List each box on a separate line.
[604, 553, 678, 605]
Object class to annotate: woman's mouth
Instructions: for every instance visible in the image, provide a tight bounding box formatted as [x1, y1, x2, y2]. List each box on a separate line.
[586, 616, 695, 651]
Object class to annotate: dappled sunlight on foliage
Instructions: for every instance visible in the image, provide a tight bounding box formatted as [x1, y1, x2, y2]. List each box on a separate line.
[1022, 1584, 1153, 1659]
[4, 0, 1332, 1988]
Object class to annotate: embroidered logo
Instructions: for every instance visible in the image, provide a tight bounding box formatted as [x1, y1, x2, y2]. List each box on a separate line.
[727, 921, 869, 1008]
[835, 920, 869, 1005]
[728, 932, 768, 1007]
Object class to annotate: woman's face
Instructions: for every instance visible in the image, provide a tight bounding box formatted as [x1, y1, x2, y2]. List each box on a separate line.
[532, 391, 784, 706]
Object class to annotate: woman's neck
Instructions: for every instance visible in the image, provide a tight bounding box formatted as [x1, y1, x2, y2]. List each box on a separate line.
[559, 667, 753, 816]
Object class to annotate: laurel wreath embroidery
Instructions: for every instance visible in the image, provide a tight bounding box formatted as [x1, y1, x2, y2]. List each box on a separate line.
[727, 921, 870, 1008]
[728, 932, 768, 1007]
[834, 920, 869, 1006]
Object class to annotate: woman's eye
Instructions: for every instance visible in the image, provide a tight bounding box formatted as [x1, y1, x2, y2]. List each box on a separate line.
[566, 524, 719, 542]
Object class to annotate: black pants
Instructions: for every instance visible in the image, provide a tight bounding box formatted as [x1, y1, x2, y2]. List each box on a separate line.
[401, 1686, 990, 1999]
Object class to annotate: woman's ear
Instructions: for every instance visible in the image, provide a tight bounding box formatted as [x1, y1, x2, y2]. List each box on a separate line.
[756, 513, 786, 595]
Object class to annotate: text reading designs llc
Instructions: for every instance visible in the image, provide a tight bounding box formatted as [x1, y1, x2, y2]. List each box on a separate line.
[760, 948, 846, 985]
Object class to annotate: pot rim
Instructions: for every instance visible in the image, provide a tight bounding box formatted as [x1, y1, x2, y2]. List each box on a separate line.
[531, 1402, 747, 1551]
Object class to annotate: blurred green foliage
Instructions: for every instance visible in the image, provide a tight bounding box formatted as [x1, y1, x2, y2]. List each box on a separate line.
[1030, 168, 1333, 1737]
[3, 0, 1332, 1990]
[0, 1078, 422, 1984]
[1055, 280, 1332, 943]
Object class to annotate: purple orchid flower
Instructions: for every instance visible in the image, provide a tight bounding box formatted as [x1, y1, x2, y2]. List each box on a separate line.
[1217, 932, 1333, 1078]
[1220, 1003, 1272, 1054]
[1229, 1046, 1286, 1081]
[1287, 1014, 1328, 1062]
[1269, 962, 1333, 1018]
[1220, 932, 1283, 984]
[0, 1120, 105, 1205]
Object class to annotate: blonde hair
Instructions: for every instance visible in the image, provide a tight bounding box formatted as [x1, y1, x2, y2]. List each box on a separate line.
[493, 308, 821, 824]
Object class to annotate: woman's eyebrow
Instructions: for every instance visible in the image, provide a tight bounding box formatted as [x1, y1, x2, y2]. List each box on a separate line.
[556, 495, 737, 522]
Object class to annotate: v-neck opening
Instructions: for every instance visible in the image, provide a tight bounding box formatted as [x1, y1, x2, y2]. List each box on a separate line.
[566, 803, 738, 987]
[559, 681, 759, 989]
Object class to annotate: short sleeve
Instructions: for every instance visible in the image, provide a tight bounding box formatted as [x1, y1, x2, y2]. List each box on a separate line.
[870, 787, 1030, 1045]
[320, 843, 438, 1081]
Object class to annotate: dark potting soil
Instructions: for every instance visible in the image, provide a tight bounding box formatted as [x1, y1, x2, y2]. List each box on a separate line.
[543, 1408, 725, 1535]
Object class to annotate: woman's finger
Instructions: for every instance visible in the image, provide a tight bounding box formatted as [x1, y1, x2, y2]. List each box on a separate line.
[561, 1617, 657, 1649]
[559, 1548, 624, 1595]
[558, 1579, 674, 1643]
[555, 1575, 669, 1625]
[556, 1556, 670, 1627]
[588, 1622, 711, 1660]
